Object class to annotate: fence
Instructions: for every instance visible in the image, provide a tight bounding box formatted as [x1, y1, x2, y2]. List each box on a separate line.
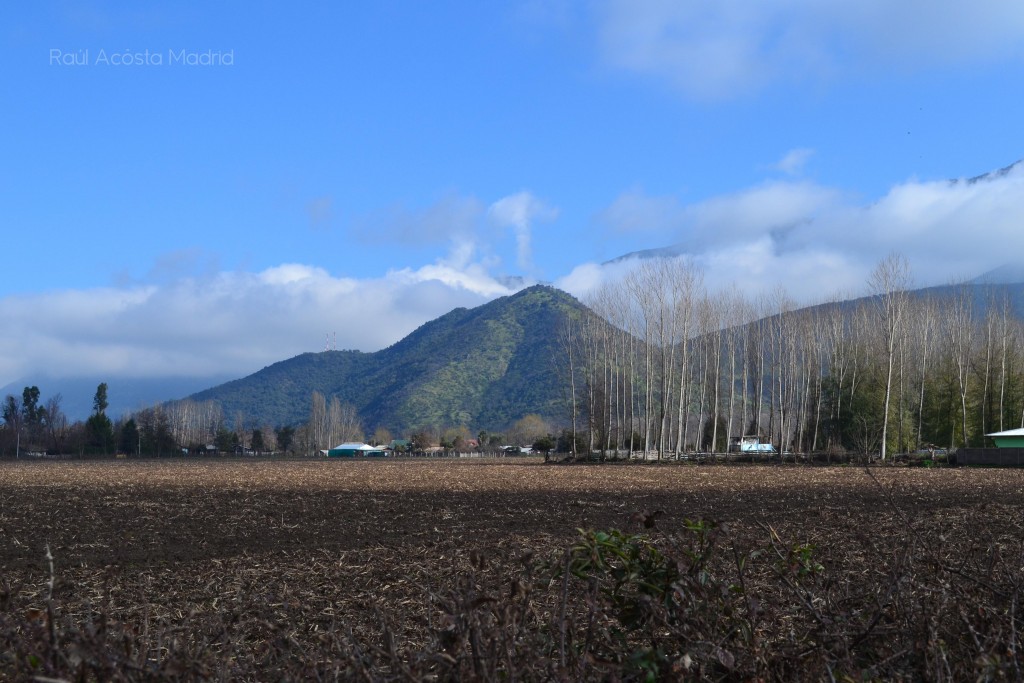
[955, 448, 1024, 467]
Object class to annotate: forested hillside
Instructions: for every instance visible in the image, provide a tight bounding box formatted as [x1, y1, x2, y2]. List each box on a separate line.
[186, 285, 591, 434]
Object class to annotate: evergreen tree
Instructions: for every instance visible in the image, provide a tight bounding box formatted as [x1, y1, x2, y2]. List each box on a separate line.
[251, 428, 265, 454]
[93, 383, 109, 415]
[275, 426, 295, 453]
[85, 383, 114, 455]
[21, 386, 41, 426]
[119, 418, 140, 456]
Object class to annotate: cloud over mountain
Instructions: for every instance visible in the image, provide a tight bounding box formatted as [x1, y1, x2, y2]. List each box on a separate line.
[0, 261, 518, 388]
[561, 161, 1024, 302]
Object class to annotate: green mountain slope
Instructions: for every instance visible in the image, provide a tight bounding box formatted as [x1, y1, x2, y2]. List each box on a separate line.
[188, 285, 590, 433]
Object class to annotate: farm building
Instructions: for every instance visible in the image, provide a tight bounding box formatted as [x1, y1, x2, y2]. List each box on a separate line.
[956, 429, 1024, 466]
[327, 442, 386, 457]
[728, 435, 776, 454]
[389, 439, 411, 452]
[985, 428, 1024, 448]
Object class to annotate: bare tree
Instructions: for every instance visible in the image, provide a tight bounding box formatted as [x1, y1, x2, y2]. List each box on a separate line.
[995, 292, 1012, 431]
[944, 284, 975, 448]
[310, 391, 328, 450]
[867, 253, 912, 461]
[670, 260, 702, 456]
[625, 265, 658, 459]
[553, 312, 581, 459]
[43, 394, 69, 454]
[328, 396, 364, 445]
[911, 295, 939, 451]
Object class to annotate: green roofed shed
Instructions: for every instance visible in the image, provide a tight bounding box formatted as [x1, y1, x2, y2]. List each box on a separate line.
[985, 428, 1024, 448]
[328, 442, 386, 457]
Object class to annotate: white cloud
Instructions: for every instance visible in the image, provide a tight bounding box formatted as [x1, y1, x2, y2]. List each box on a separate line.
[599, 190, 685, 238]
[349, 191, 561, 276]
[601, 180, 841, 250]
[775, 148, 815, 176]
[487, 191, 559, 271]
[596, 1, 1024, 99]
[557, 262, 611, 299]
[0, 186, 565, 387]
[565, 162, 1024, 303]
[0, 258, 521, 388]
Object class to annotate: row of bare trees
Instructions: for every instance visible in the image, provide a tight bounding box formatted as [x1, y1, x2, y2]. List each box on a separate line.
[307, 390, 364, 450]
[153, 397, 374, 456]
[559, 254, 1024, 458]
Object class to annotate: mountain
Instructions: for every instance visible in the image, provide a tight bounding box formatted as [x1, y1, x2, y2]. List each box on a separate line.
[964, 159, 1023, 185]
[970, 263, 1024, 285]
[186, 285, 593, 432]
[602, 243, 690, 265]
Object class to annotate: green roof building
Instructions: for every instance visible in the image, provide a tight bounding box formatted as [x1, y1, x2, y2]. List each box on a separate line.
[985, 428, 1024, 448]
[327, 442, 386, 457]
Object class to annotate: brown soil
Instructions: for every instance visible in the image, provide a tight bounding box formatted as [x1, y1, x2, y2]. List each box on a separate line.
[1, 458, 1022, 680]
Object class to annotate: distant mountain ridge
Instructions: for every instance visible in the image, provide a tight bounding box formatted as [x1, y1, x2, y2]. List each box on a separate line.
[970, 263, 1024, 285]
[186, 285, 591, 432]
[964, 159, 1023, 184]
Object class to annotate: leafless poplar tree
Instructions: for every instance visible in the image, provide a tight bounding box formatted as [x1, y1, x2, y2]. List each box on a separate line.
[944, 284, 975, 448]
[867, 253, 912, 461]
[310, 391, 328, 450]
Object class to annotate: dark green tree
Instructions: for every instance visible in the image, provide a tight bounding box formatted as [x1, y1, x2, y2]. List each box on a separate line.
[251, 428, 265, 454]
[85, 383, 114, 455]
[275, 426, 295, 454]
[557, 428, 587, 457]
[214, 428, 237, 454]
[93, 383, 109, 415]
[2, 395, 20, 428]
[138, 408, 176, 456]
[532, 435, 555, 454]
[85, 413, 115, 455]
[119, 418, 140, 456]
[21, 386, 41, 426]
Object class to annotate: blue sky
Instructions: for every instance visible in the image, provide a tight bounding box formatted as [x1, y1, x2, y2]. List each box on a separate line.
[3, 1, 1024, 388]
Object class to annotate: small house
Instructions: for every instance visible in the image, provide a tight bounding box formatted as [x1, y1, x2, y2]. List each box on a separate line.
[985, 428, 1024, 448]
[327, 442, 386, 457]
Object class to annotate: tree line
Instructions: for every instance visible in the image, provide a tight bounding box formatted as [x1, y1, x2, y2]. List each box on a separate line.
[1, 383, 115, 457]
[558, 253, 1024, 459]
[0, 381, 567, 458]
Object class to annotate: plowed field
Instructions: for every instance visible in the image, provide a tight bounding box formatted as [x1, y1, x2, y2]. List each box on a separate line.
[2, 459, 1022, 680]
